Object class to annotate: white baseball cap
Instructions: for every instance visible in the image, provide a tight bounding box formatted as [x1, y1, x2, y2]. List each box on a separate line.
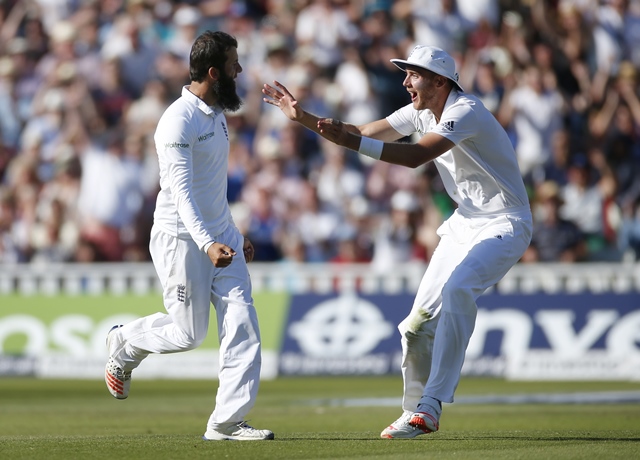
[391, 45, 464, 92]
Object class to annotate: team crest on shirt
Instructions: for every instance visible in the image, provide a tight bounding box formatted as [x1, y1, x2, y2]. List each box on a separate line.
[441, 121, 455, 131]
[221, 121, 229, 140]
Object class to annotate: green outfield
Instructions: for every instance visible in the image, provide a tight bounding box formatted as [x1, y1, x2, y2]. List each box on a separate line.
[1, 377, 639, 459]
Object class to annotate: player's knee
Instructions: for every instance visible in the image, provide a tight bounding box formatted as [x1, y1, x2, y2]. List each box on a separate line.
[398, 318, 414, 342]
[187, 335, 206, 350]
[399, 314, 435, 344]
[174, 329, 206, 351]
[441, 279, 476, 315]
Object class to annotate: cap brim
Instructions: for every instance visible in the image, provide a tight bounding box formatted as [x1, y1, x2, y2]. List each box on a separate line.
[390, 59, 413, 72]
[389, 59, 464, 92]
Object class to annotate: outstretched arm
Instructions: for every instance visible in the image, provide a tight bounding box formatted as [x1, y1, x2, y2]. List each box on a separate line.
[262, 81, 324, 134]
[262, 81, 401, 141]
[263, 80, 453, 168]
[317, 118, 454, 168]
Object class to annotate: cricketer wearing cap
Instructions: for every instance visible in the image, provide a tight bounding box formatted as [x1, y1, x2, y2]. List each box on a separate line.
[263, 45, 532, 439]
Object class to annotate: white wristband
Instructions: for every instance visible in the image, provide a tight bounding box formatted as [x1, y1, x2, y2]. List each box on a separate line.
[358, 136, 383, 160]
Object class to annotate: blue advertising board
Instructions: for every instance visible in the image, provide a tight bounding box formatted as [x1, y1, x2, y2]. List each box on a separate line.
[279, 292, 640, 379]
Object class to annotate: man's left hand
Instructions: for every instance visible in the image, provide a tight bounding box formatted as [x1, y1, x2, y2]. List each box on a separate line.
[243, 237, 255, 263]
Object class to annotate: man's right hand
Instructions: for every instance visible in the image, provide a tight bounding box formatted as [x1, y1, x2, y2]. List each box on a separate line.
[207, 242, 236, 268]
[262, 81, 303, 121]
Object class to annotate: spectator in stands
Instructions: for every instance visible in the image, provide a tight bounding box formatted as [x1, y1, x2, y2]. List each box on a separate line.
[590, 63, 640, 212]
[333, 46, 378, 126]
[0, 55, 21, 153]
[456, 0, 499, 32]
[330, 224, 371, 291]
[34, 20, 77, 83]
[102, 14, 159, 99]
[531, 1, 594, 135]
[26, 59, 103, 180]
[558, 154, 608, 259]
[365, 159, 425, 212]
[123, 78, 169, 133]
[358, 7, 408, 118]
[3, 155, 40, 261]
[73, 2, 103, 76]
[0, 186, 20, 263]
[498, 64, 567, 186]
[461, 50, 505, 115]
[625, 0, 640, 69]
[294, 0, 359, 77]
[371, 189, 425, 272]
[76, 132, 144, 261]
[245, 32, 293, 125]
[291, 181, 341, 262]
[242, 184, 283, 262]
[394, 0, 467, 54]
[165, 5, 202, 63]
[524, 180, 586, 263]
[618, 195, 640, 260]
[31, 150, 81, 263]
[593, 0, 626, 79]
[314, 138, 366, 216]
[331, 224, 371, 264]
[91, 58, 132, 129]
[30, 197, 78, 263]
[495, 11, 530, 69]
[540, 128, 572, 187]
[4, 36, 40, 131]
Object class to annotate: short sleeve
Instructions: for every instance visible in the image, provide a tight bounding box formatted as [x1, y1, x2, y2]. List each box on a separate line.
[386, 104, 418, 137]
[429, 101, 478, 146]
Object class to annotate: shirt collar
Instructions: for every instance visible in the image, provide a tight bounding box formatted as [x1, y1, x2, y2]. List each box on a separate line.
[443, 88, 459, 113]
[181, 85, 221, 117]
[424, 89, 459, 126]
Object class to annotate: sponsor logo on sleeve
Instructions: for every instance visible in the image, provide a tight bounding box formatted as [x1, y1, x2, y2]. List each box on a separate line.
[164, 142, 190, 149]
[441, 120, 455, 131]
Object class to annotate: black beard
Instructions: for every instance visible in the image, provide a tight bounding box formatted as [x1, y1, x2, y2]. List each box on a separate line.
[214, 71, 243, 112]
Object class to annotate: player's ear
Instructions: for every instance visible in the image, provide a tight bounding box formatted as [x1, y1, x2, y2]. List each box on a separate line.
[436, 75, 448, 89]
[208, 67, 219, 81]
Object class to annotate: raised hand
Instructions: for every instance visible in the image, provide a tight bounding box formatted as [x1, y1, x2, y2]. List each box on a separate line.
[262, 81, 304, 121]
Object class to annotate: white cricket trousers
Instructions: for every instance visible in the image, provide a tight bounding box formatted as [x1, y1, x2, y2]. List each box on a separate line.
[111, 224, 262, 427]
[398, 209, 532, 410]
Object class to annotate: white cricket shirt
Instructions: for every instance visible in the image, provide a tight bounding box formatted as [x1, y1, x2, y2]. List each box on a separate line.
[153, 86, 232, 250]
[386, 90, 530, 217]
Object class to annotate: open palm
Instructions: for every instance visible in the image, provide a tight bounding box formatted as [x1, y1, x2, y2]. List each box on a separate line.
[262, 81, 303, 121]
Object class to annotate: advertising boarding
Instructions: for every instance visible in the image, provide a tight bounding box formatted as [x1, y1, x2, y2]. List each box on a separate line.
[0, 290, 639, 380]
[279, 292, 640, 380]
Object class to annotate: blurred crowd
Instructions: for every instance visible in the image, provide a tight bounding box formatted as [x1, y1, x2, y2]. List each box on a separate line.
[1, 0, 640, 267]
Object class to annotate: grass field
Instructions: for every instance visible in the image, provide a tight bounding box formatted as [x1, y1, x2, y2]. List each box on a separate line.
[1, 376, 639, 459]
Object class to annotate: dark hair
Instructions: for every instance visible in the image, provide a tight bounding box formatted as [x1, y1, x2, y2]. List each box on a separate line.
[189, 31, 238, 82]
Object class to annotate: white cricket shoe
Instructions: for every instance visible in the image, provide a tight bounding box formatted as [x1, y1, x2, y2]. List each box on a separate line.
[380, 411, 430, 439]
[203, 421, 275, 441]
[105, 325, 131, 400]
[410, 407, 440, 434]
